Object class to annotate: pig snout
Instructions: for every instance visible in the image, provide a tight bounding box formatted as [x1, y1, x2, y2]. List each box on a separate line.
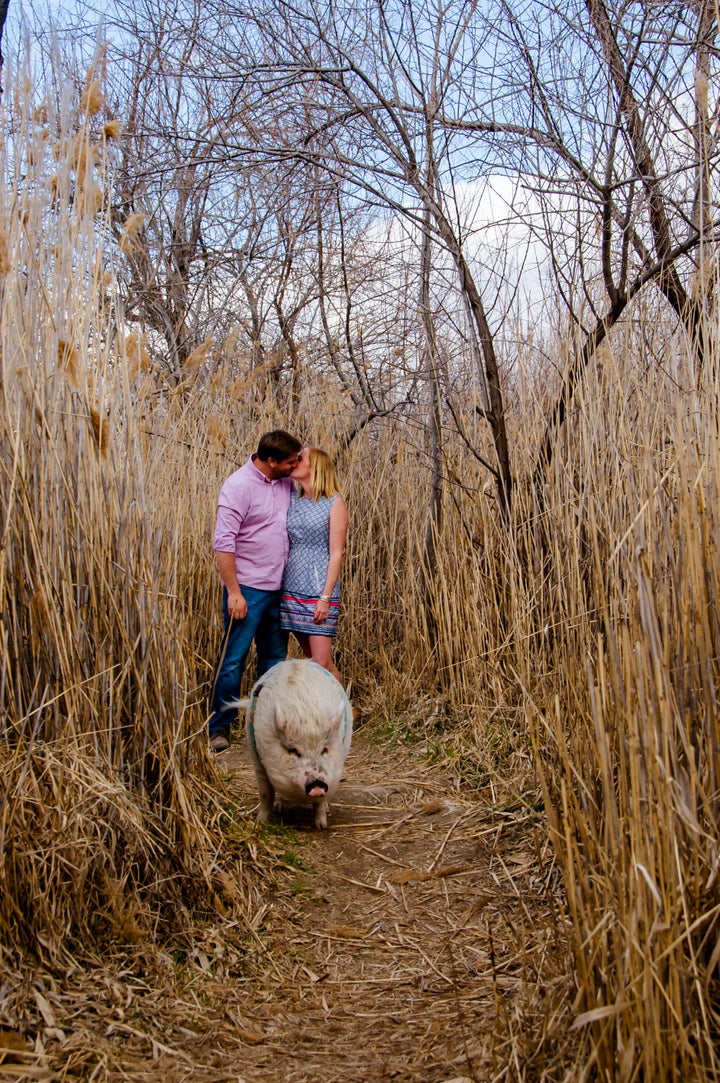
[305, 777, 329, 798]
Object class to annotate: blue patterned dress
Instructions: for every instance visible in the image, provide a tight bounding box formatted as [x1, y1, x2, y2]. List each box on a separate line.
[280, 491, 340, 638]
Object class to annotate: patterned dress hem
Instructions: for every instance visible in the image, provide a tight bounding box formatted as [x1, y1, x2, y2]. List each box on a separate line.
[280, 592, 339, 637]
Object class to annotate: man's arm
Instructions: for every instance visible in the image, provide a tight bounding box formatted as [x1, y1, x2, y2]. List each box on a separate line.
[215, 550, 247, 620]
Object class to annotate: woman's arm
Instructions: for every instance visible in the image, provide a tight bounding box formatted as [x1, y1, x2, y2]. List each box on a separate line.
[314, 496, 349, 622]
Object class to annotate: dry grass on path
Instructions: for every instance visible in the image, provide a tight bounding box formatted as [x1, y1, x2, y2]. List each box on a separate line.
[0, 730, 573, 1083]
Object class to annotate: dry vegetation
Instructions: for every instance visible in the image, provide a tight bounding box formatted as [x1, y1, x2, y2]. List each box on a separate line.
[0, 48, 718, 1083]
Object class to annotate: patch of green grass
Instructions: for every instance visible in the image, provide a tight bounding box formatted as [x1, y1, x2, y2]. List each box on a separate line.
[279, 849, 309, 871]
[252, 823, 316, 884]
[257, 822, 301, 844]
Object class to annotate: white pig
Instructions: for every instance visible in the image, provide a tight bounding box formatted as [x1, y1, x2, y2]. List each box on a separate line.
[245, 658, 353, 829]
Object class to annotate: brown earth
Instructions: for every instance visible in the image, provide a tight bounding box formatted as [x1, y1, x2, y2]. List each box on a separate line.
[1, 730, 572, 1082]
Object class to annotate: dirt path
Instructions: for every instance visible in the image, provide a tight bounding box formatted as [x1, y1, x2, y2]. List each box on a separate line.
[202, 729, 564, 1083]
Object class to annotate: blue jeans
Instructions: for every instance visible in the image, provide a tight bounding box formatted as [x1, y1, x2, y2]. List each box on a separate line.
[208, 585, 288, 735]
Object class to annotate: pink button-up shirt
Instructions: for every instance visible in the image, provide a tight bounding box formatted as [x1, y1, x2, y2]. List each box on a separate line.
[213, 456, 294, 590]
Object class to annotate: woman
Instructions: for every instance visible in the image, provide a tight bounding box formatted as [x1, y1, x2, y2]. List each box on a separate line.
[280, 447, 349, 683]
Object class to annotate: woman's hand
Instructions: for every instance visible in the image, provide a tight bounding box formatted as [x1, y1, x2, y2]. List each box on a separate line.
[314, 596, 330, 623]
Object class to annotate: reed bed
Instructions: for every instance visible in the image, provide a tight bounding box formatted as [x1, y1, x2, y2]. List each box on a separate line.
[1, 42, 718, 1082]
[0, 54, 243, 963]
[522, 350, 720, 1081]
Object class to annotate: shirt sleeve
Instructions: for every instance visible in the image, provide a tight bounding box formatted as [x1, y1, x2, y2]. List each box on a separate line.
[213, 476, 250, 552]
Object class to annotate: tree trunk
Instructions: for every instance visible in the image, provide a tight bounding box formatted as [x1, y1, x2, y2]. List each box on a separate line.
[418, 198, 443, 651]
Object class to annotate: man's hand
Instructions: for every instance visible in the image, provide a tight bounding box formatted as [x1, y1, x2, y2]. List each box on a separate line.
[216, 552, 247, 620]
[228, 590, 247, 620]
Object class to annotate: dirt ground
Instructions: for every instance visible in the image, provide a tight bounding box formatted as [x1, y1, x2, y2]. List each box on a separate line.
[1, 728, 572, 1082]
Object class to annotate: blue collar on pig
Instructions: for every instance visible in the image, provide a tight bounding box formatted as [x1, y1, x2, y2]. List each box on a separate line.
[246, 661, 352, 758]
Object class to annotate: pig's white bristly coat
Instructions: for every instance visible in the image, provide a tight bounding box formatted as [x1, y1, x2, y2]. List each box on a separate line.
[246, 659, 352, 818]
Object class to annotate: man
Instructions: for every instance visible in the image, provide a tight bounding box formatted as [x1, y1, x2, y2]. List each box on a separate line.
[208, 429, 302, 752]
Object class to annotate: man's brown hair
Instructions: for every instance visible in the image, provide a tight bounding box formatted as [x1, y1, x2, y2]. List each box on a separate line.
[257, 430, 302, 462]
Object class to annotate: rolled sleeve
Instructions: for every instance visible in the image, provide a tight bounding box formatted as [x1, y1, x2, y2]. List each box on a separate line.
[213, 502, 246, 553]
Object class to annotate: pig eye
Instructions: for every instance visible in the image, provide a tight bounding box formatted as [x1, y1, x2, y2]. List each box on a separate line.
[287, 746, 301, 757]
[322, 746, 329, 756]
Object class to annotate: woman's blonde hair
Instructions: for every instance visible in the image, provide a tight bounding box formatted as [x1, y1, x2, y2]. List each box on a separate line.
[300, 447, 342, 501]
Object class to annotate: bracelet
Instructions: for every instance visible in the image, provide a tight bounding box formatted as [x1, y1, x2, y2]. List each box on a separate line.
[319, 595, 331, 602]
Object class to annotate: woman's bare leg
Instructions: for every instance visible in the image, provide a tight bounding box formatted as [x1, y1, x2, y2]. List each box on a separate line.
[294, 632, 341, 683]
[308, 635, 341, 683]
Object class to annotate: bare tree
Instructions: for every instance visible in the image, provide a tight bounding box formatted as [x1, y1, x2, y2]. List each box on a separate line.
[214, 0, 515, 513]
[449, 0, 720, 482]
[584, 0, 715, 358]
[105, 2, 249, 378]
[350, 0, 719, 486]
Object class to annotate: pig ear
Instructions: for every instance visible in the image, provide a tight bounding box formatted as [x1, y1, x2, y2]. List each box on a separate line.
[274, 710, 287, 736]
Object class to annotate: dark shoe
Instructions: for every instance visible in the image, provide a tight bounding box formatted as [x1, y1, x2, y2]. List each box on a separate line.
[210, 729, 230, 753]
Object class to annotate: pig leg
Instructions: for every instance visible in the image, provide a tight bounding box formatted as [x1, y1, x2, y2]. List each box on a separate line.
[313, 798, 329, 830]
[247, 742, 275, 822]
[254, 766, 275, 823]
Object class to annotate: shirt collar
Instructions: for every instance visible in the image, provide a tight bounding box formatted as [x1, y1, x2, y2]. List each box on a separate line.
[249, 454, 276, 484]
